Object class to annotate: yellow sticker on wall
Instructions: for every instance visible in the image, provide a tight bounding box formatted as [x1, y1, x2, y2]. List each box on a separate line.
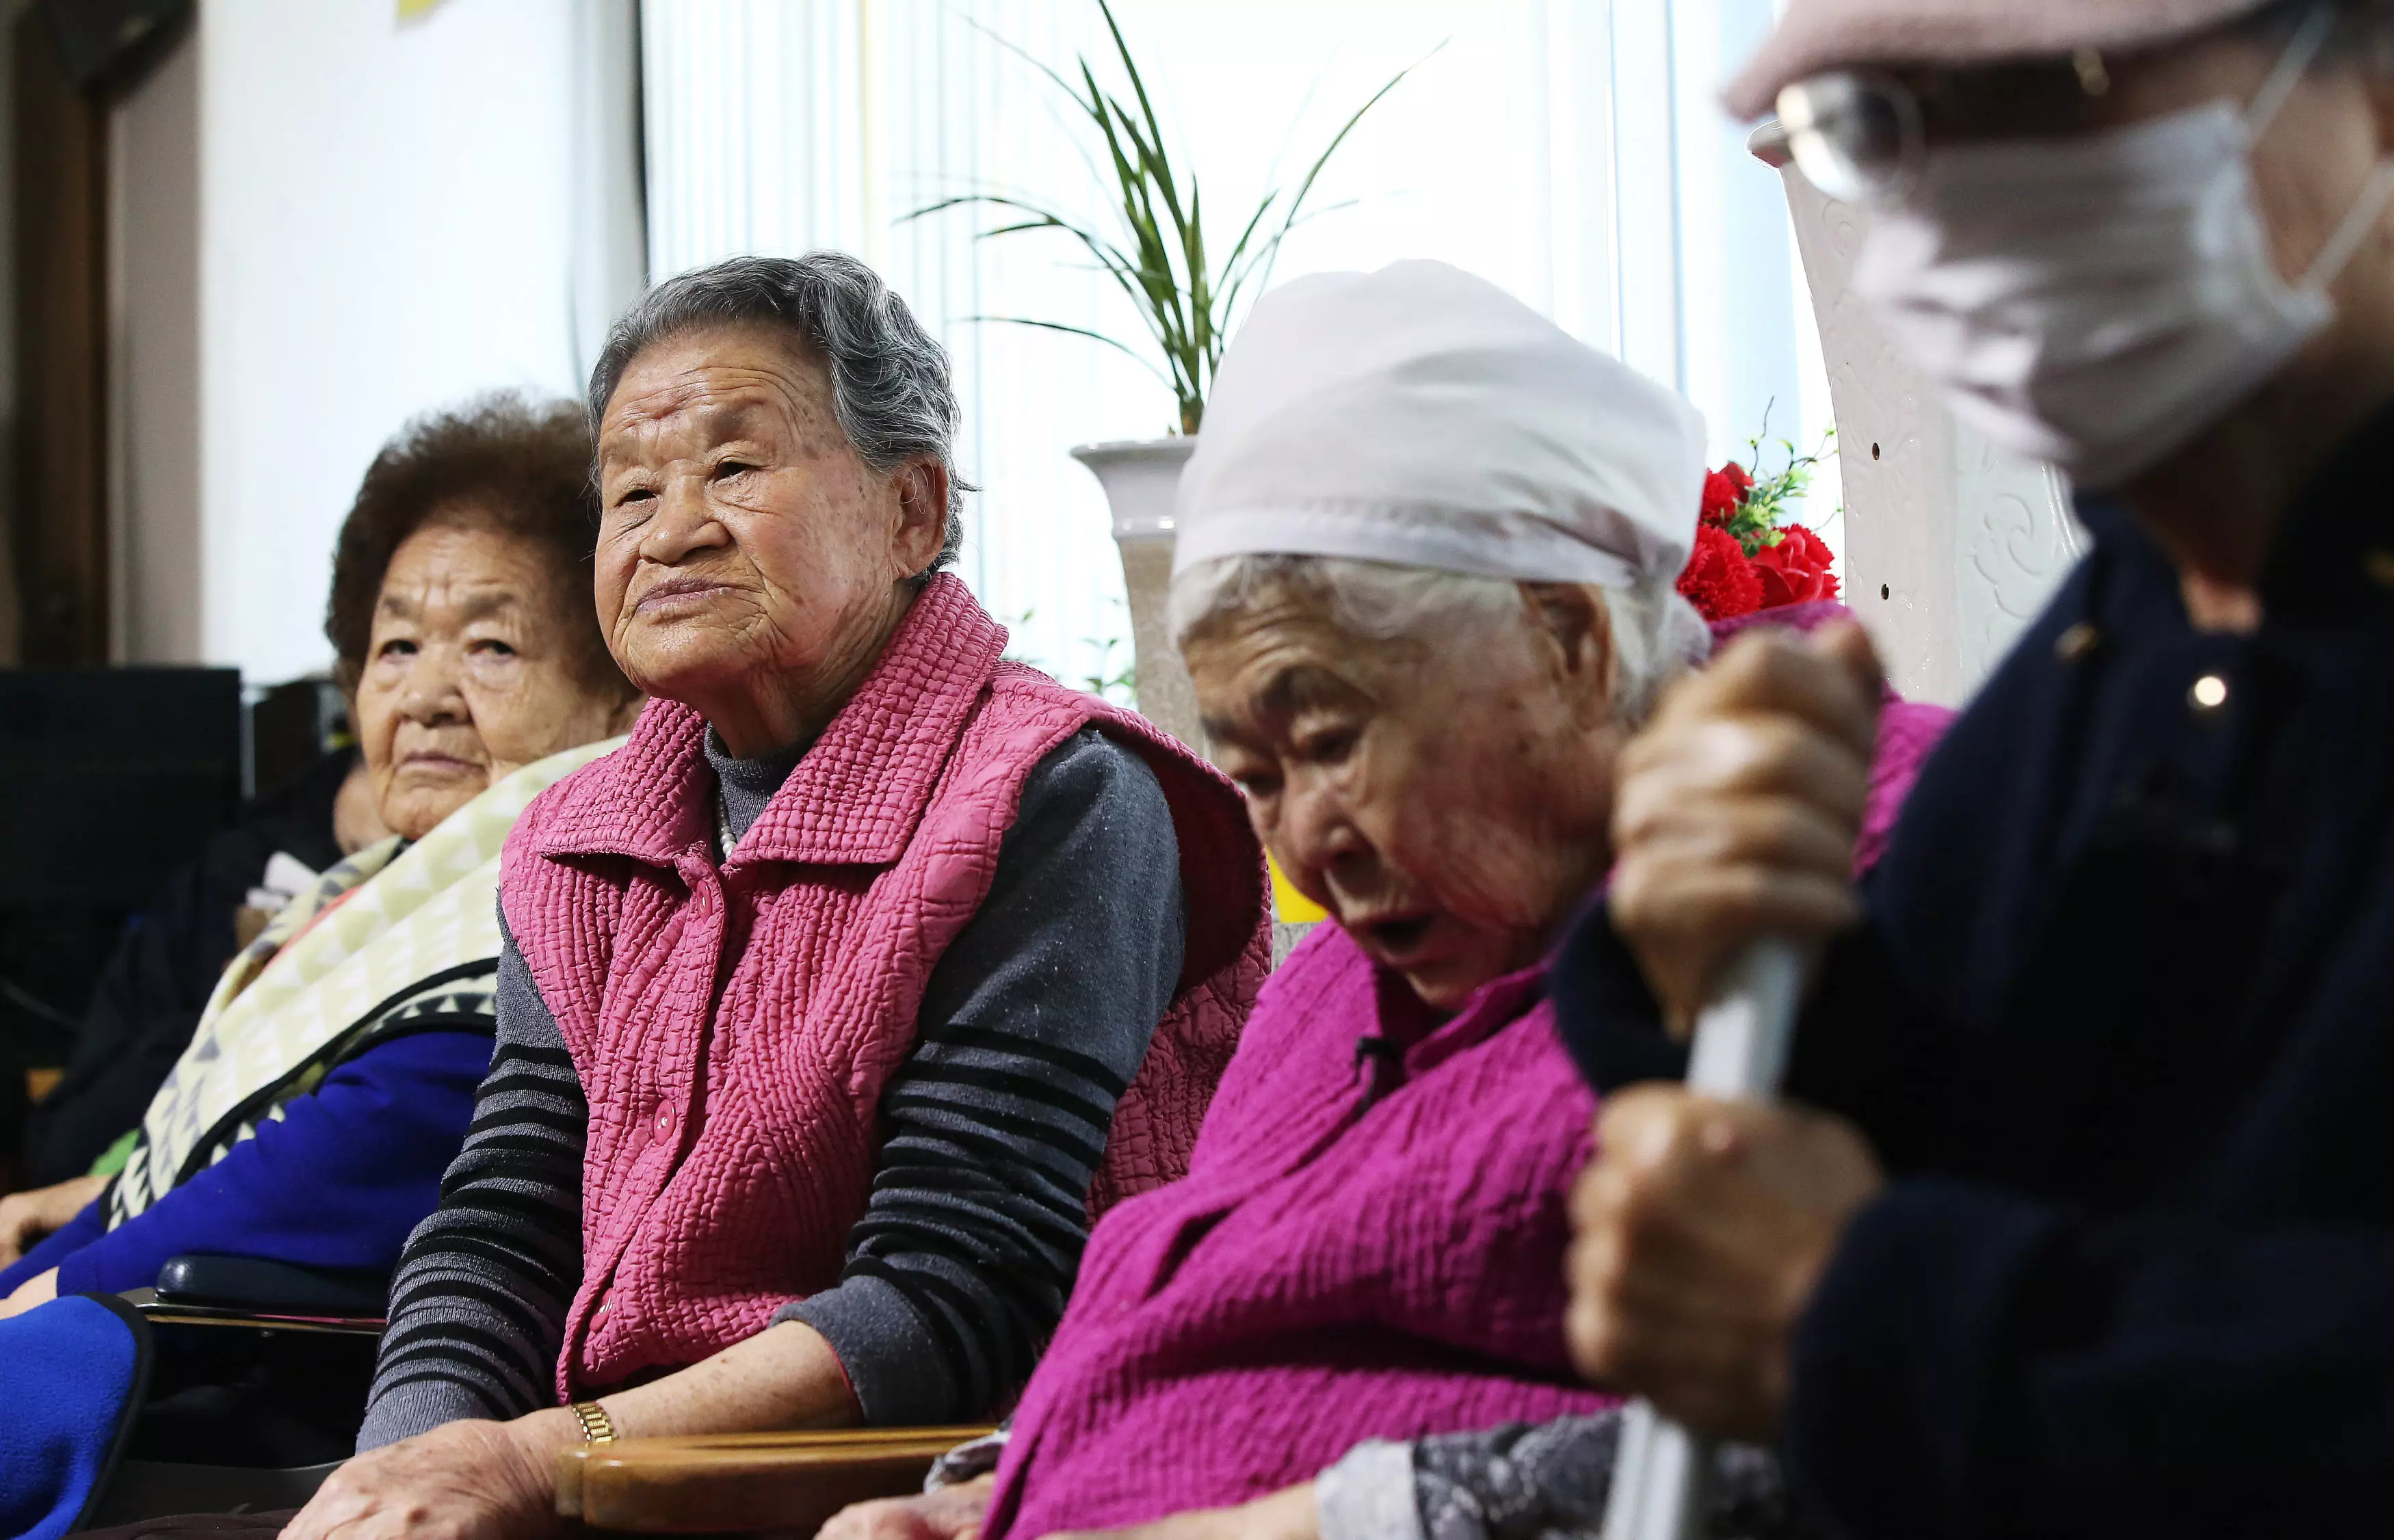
[1269, 854, 1328, 924]
[397, 0, 447, 19]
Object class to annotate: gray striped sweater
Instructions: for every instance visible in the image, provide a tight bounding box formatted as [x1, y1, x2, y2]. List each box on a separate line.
[357, 728, 1185, 1446]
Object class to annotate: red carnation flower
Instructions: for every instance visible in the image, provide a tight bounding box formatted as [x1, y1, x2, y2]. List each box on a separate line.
[1699, 463, 1753, 527]
[1751, 525, 1841, 609]
[1676, 524, 1764, 622]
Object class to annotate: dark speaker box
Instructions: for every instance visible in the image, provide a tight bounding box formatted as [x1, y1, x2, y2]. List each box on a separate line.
[0, 667, 242, 1085]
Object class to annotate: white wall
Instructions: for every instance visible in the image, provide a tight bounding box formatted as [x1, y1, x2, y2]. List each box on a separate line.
[195, 0, 592, 682]
[107, 0, 642, 680]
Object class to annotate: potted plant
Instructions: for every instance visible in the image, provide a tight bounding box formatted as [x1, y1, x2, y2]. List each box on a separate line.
[908, 1, 1412, 745]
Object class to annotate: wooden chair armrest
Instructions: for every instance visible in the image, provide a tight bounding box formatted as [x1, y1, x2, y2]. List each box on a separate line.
[119, 1286, 386, 1337]
[556, 1425, 998, 1535]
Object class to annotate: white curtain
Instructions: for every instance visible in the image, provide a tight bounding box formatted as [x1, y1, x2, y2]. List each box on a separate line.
[640, 0, 1832, 686]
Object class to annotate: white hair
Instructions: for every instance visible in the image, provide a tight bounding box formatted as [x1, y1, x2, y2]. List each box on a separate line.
[1167, 553, 1712, 726]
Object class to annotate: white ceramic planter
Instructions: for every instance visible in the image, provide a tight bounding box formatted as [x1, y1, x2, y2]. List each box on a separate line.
[1751, 122, 2082, 706]
[1069, 437, 1202, 751]
[1075, 435, 1319, 962]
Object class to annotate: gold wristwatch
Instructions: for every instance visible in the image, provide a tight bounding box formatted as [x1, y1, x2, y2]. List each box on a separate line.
[568, 1400, 618, 1444]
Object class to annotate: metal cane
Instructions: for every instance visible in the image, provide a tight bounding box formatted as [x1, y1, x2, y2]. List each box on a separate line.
[1597, 942, 1806, 1540]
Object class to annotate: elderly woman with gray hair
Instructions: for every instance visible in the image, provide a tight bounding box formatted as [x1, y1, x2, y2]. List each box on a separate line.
[279, 252, 1270, 1540]
[822, 262, 1947, 1540]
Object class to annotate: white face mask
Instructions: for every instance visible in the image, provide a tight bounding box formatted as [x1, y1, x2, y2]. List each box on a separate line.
[1850, 15, 2394, 490]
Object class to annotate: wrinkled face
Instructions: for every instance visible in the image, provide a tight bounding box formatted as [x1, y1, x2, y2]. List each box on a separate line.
[356, 518, 632, 842]
[1189, 586, 1625, 1011]
[592, 323, 943, 718]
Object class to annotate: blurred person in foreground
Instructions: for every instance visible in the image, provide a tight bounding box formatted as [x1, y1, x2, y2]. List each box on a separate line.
[824, 262, 1947, 1540]
[10, 718, 388, 1197]
[274, 252, 1267, 1540]
[1556, 1, 2394, 1535]
[0, 393, 640, 1316]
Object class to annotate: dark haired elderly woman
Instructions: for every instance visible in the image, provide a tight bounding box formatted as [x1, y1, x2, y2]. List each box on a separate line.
[1556, 0, 2394, 1535]
[822, 262, 1947, 1540]
[0, 393, 640, 1320]
[279, 252, 1267, 1540]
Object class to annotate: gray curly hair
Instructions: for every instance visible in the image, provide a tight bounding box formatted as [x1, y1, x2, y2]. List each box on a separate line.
[588, 252, 969, 579]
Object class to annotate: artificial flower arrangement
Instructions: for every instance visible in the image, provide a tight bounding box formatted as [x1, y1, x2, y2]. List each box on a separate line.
[1676, 428, 1841, 622]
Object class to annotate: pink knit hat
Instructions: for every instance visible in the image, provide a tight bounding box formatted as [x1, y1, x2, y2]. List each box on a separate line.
[1726, 0, 2277, 118]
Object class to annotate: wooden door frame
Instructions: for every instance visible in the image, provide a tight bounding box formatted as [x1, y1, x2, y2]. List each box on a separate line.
[11, 4, 110, 665]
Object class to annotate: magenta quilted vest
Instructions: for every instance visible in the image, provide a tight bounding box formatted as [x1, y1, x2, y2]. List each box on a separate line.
[986, 928, 1612, 1540]
[499, 575, 1272, 1397]
[982, 685, 1955, 1538]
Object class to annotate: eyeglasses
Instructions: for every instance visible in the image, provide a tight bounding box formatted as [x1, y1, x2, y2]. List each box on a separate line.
[1775, 55, 2123, 205]
[1775, 72, 1926, 206]
[1775, 1, 2338, 207]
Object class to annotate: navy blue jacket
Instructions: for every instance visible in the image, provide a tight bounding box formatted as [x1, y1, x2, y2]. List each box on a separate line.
[1555, 409, 2394, 1539]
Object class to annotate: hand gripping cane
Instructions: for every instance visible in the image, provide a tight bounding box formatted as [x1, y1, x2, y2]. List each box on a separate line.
[1596, 942, 1806, 1540]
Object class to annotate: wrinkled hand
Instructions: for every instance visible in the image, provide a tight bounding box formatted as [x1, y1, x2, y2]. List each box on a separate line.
[0, 1173, 108, 1268]
[1609, 623, 1882, 1034]
[821, 1473, 996, 1540]
[1040, 1482, 1317, 1540]
[1566, 1088, 1884, 1443]
[285, 1414, 567, 1540]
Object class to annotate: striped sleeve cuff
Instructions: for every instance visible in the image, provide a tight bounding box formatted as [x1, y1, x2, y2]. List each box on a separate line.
[356, 1375, 506, 1450]
[776, 1274, 960, 1426]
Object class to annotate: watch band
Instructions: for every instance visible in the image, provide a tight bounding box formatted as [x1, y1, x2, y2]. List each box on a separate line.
[569, 1400, 618, 1444]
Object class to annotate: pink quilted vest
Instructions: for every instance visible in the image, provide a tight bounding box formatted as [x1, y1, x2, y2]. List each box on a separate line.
[500, 575, 1271, 1397]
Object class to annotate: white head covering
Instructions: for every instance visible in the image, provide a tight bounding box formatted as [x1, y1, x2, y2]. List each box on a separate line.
[1171, 260, 1708, 589]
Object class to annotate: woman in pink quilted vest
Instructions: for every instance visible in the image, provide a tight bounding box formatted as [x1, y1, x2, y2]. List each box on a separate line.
[824, 262, 1949, 1540]
[287, 252, 1270, 1540]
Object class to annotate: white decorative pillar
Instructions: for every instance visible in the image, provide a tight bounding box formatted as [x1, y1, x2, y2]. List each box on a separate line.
[1752, 126, 2085, 706]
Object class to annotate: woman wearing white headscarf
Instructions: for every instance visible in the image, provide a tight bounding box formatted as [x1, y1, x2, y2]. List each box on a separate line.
[824, 263, 1947, 1540]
